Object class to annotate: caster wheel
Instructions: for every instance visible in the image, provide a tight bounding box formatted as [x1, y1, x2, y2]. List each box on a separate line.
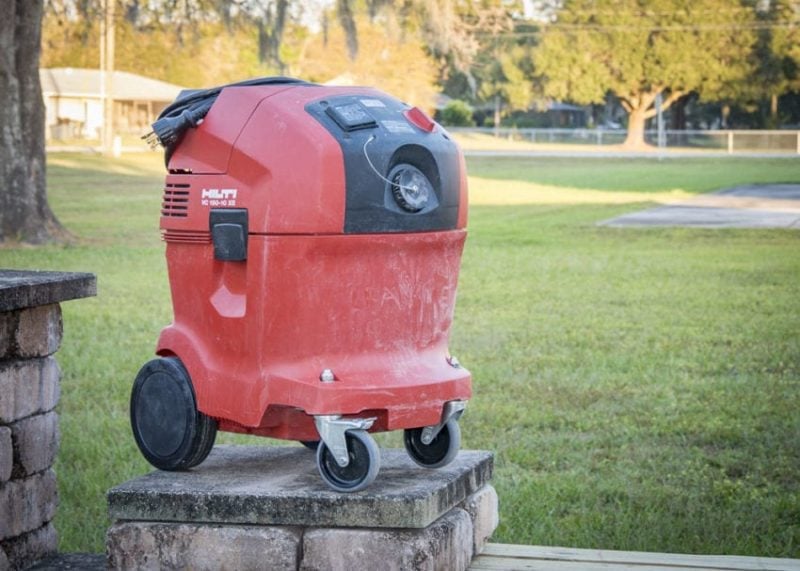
[301, 440, 319, 451]
[316, 430, 380, 492]
[130, 357, 217, 471]
[404, 419, 461, 469]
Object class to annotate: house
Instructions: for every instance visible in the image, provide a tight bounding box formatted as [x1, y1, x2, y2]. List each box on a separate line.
[40, 67, 185, 141]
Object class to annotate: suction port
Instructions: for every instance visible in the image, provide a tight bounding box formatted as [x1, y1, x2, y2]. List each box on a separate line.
[388, 164, 433, 213]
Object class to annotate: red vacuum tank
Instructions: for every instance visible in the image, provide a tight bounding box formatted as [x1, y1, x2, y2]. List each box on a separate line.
[130, 78, 471, 491]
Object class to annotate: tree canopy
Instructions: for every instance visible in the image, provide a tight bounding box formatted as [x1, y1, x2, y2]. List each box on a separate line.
[41, 0, 525, 114]
[534, 0, 759, 146]
[34, 0, 800, 133]
[757, 0, 800, 124]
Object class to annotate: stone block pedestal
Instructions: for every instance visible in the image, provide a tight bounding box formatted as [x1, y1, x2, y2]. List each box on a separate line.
[107, 446, 498, 570]
[0, 270, 96, 570]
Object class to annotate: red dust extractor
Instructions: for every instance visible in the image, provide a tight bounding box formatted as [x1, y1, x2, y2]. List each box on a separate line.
[131, 77, 471, 491]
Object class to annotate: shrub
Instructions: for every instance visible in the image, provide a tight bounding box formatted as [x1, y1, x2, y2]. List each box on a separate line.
[440, 100, 475, 127]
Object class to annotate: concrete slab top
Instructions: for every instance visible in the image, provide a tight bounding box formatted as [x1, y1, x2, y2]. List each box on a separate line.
[0, 270, 96, 312]
[108, 446, 494, 529]
[599, 184, 800, 229]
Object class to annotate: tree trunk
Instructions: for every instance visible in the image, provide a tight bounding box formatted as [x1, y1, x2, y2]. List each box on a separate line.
[336, 0, 358, 60]
[623, 106, 648, 149]
[0, 0, 67, 244]
[770, 93, 779, 126]
[721, 104, 730, 129]
[258, 0, 288, 71]
[670, 95, 687, 130]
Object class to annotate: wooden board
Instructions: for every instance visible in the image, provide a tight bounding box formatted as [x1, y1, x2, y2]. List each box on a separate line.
[469, 544, 800, 571]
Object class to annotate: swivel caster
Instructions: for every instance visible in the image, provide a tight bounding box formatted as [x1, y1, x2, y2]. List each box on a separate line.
[404, 401, 465, 469]
[314, 415, 380, 492]
[404, 418, 461, 469]
[316, 430, 380, 492]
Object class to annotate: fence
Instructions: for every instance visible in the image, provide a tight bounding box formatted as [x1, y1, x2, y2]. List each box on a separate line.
[447, 127, 800, 154]
[45, 127, 800, 155]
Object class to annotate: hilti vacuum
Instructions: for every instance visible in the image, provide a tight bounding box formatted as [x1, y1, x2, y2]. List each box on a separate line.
[132, 77, 471, 492]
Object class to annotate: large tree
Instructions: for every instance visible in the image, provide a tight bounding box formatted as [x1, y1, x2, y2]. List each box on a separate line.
[760, 0, 800, 125]
[535, 0, 758, 147]
[0, 0, 66, 244]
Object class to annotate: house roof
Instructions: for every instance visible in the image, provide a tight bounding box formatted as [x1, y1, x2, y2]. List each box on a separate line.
[548, 102, 584, 112]
[40, 68, 184, 102]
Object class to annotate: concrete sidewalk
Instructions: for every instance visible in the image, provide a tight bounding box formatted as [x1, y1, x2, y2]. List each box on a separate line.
[599, 184, 800, 229]
[463, 149, 800, 159]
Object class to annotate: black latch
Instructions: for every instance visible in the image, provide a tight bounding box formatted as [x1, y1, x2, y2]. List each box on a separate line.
[209, 209, 248, 261]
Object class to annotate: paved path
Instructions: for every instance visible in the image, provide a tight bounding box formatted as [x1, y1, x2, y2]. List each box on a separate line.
[464, 150, 800, 159]
[599, 184, 800, 229]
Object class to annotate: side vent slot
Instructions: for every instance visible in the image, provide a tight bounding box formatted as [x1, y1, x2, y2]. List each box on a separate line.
[162, 183, 190, 218]
[162, 229, 211, 244]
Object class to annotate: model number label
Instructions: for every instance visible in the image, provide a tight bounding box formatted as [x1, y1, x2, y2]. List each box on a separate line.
[201, 188, 237, 207]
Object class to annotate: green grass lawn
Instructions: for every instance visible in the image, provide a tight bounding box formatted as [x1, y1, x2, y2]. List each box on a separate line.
[2, 153, 799, 556]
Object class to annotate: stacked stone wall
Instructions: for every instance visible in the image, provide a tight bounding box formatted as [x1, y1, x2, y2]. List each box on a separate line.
[105, 446, 499, 571]
[0, 304, 64, 570]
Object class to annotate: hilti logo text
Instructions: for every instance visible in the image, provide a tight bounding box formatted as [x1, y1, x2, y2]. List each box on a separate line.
[202, 188, 237, 200]
[201, 188, 237, 207]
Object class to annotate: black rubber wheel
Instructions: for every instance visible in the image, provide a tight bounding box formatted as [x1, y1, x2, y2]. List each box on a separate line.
[130, 357, 217, 471]
[301, 440, 320, 451]
[404, 419, 461, 469]
[316, 430, 380, 492]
